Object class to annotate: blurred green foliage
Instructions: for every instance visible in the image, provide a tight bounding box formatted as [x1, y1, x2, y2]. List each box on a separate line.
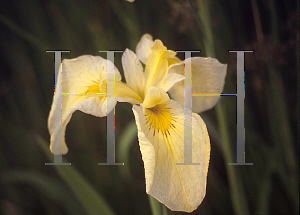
[0, 0, 298, 214]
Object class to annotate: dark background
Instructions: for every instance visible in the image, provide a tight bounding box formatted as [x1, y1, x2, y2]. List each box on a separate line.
[0, 0, 298, 214]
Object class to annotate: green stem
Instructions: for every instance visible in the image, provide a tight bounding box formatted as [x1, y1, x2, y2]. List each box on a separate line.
[188, 0, 249, 213]
[36, 135, 117, 215]
[188, 0, 215, 57]
[216, 104, 249, 214]
[149, 195, 168, 215]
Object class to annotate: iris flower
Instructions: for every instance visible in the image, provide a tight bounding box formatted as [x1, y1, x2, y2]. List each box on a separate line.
[48, 55, 121, 154]
[115, 34, 227, 212]
[47, 34, 227, 212]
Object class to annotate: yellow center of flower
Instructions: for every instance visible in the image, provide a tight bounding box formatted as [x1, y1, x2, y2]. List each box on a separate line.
[86, 82, 102, 94]
[146, 103, 175, 136]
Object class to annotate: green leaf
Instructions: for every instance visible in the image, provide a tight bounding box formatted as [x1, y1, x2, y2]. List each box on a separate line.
[0, 13, 49, 51]
[1, 170, 85, 215]
[148, 195, 168, 215]
[35, 135, 116, 215]
[117, 121, 137, 180]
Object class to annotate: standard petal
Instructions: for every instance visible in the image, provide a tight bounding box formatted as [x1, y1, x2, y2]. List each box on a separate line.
[144, 40, 177, 92]
[122, 49, 145, 98]
[142, 86, 170, 109]
[48, 55, 118, 155]
[168, 57, 227, 113]
[132, 100, 210, 212]
[136, 34, 154, 64]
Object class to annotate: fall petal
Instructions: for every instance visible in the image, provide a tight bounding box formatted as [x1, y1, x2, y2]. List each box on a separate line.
[48, 55, 118, 155]
[48, 95, 109, 155]
[142, 86, 170, 109]
[132, 100, 210, 212]
[168, 57, 227, 113]
[61, 55, 121, 94]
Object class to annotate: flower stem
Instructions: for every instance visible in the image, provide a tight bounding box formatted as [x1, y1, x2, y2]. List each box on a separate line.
[188, 0, 249, 213]
[187, 0, 215, 57]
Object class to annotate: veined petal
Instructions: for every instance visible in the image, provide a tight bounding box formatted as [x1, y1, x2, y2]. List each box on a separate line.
[136, 34, 154, 64]
[61, 55, 121, 94]
[48, 55, 118, 155]
[122, 49, 145, 98]
[144, 40, 177, 92]
[168, 57, 227, 113]
[142, 86, 169, 109]
[132, 100, 210, 212]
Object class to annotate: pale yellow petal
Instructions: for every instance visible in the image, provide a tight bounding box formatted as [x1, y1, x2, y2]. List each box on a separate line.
[142, 86, 169, 109]
[61, 55, 121, 94]
[122, 49, 145, 98]
[48, 96, 110, 155]
[48, 82, 69, 155]
[48, 55, 117, 155]
[136, 34, 154, 64]
[157, 73, 185, 92]
[100, 80, 143, 104]
[168, 57, 227, 113]
[168, 56, 181, 65]
[132, 100, 210, 212]
[144, 40, 177, 92]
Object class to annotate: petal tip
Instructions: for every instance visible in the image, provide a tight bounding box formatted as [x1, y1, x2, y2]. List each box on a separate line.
[50, 142, 68, 155]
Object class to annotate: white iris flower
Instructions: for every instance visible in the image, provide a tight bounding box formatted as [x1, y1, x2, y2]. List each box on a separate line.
[47, 34, 227, 212]
[115, 34, 227, 212]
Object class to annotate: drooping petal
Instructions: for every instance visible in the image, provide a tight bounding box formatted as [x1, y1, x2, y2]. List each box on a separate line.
[168, 57, 227, 113]
[142, 86, 170, 109]
[48, 55, 119, 155]
[132, 100, 210, 212]
[61, 55, 121, 94]
[136, 34, 154, 64]
[122, 49, 145, 98]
